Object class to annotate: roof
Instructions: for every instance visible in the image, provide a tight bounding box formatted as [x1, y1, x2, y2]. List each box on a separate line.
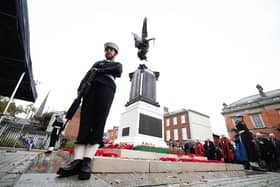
[0, 0, 37, 102]
[164, 108, 210, 118]
[222, 88, 280, 114]
[230, 89, 280, 107]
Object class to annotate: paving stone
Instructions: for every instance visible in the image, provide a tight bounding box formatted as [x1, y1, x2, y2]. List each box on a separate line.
[94, 171, 280, 187]
[27, 151, 69, 174]
[0, 181, 14, 187]
[0, 150, 40, 186]
[15, 173, 111, 187]
[176, 172, 280, 187]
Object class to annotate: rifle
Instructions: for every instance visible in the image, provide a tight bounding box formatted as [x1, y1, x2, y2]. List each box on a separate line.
[58, 69, 97, 135]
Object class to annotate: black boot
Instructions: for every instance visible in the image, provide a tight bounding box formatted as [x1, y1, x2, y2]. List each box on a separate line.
[56, 159, 82, 177]
[78, 157, 92, 180]
[45, 150, 52, 155]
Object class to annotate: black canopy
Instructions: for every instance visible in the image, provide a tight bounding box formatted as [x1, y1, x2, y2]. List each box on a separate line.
[0, 0, 37, 102]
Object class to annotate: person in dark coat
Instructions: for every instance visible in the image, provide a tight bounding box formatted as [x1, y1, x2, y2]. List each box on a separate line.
[215, 144, 222, 161]
[269, 133, 280, 170]
[168, 139, 177, 150]
[203, 138, 215, 160]
[230, 128, 249, 168]
[57, 42, 122, 180]
[234, 115, 259, 168]
[255, 132, 274, 171]
[45, 115, 64, 154]
[184, 139, 195, 154]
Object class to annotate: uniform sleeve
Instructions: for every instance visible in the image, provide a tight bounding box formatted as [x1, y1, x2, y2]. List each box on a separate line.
[96, 62, 123, 78]
[52, 120, 58, 127]
[77, 70, 91, 92]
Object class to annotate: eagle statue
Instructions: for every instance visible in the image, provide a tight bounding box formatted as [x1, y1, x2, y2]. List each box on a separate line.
[132, 17, 155, 61]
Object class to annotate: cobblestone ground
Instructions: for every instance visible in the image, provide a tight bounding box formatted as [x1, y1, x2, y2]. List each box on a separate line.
[0, 150, 39, 187]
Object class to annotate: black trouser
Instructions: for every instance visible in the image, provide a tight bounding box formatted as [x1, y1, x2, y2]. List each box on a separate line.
[206, 153, 215, 160]
[76, 81, 115, 146]
[241, 135, 258, 162]
[49, 128, 59, 147]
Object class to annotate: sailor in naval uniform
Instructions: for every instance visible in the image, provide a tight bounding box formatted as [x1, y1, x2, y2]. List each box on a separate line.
[45, 115, 64, 154]
[57, 42, 122, 180]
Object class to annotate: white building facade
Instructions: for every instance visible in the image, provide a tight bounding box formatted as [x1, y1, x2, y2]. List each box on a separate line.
[164, 108, 213, 146]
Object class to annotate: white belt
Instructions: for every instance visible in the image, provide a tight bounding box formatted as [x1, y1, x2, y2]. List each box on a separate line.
[239, 130, 245, 134]
[54, 126, 61, 135]
[105, 74, 114, 81]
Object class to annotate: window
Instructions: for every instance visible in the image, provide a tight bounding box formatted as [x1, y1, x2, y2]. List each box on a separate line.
[122, 127, 130, 136]
[166, 118, 170, 126]
[250, 113, 265, 128]
[166, 130, 170, 141]
[181, 115, 185, 124]
[174, 129, 178, 140]
[182, 128, 187, 140]
[173, 117, 177, 125]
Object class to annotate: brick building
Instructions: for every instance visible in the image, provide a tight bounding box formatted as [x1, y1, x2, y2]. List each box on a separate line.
[64, 107, 119, 141]
[222, 85, 280, 139]
[107, 126, 119, 142]
[64, 107, 81, 139]
[164, 108, 213, 146]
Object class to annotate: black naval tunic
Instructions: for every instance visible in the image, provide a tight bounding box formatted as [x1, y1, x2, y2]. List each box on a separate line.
[49, 117, 64, 147]
[76, 60, 122, 147]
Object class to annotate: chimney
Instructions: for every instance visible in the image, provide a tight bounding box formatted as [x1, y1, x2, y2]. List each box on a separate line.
[163, 106, 169, 115]
[256, 84, 265, 97]
[222, 102, 228, 109]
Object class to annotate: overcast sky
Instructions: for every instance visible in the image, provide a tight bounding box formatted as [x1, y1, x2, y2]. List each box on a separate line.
[24, 0, 280, 136]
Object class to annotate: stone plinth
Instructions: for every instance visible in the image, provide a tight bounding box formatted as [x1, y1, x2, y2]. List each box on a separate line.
[115, 101, 167, 147]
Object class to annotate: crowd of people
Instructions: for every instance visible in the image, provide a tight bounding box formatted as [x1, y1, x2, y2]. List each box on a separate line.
[179, 115, 280, 171]
[230, 115, 280, 171]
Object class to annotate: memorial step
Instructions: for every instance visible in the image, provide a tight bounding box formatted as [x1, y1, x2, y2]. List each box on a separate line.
[91, 156, 244, 173]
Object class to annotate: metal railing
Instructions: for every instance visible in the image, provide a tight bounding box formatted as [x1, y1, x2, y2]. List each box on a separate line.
[0, 117, 62, 150]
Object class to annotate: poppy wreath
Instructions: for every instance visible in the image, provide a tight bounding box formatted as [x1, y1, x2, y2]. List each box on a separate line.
[168, 152, 185, 156]
[159, 157, 178, 162]
[120, 144, 134, 149]
[102, 144, 119, 149]
[207, 160, 224, 163]
[95, 150, 120, 157]
[185, 153, 204, 157]
[95, 150, 105, 156]
[177, 158, 224, 163]
[60, 148, 74, 154]
[102, 143, 134, 149]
